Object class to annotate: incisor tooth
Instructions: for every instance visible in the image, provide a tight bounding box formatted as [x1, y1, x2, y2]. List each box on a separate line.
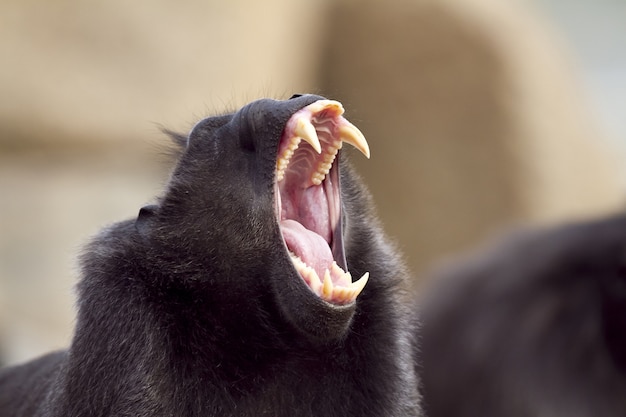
[339, 122, 370, 159]
[294, 118, 322, 154]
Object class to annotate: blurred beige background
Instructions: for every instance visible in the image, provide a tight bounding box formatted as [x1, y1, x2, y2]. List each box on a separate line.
[1, 0, 624, 365]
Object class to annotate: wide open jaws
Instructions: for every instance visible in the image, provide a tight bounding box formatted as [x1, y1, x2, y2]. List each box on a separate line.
[276, 100, 370, 305]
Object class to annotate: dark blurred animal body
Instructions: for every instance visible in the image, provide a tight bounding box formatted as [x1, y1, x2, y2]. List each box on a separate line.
[418, 214, 626, 416]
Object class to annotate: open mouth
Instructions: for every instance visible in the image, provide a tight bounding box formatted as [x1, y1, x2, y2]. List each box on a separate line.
[276, 100, 370, 305]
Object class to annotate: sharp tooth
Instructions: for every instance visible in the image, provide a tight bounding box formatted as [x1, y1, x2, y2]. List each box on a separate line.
[339, 122, 370, 159]
[294, 118, 322, 154]
[334, 287, 348, 303]
[308, 267, 322, 295]
[331, 261, 345, 275]
[338, 271, 352, 288]
[322, 269, 333, 299]
[349, 272, 369, 297]
[290, 254, 304, 268]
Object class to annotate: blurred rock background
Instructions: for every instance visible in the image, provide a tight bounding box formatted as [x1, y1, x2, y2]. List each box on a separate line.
[1, 0, 624, 366]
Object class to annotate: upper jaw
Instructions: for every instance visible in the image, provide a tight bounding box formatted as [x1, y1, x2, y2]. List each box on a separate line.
[275, 99, 370, 306]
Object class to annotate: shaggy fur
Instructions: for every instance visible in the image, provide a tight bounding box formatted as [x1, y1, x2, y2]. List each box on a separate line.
[0, 95, 421, 417]
[418, 214, 626, 417]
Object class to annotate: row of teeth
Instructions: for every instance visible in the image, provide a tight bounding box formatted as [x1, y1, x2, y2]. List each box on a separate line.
[311, 140, 342, 185]
[290, 254, 369, 305]
[276, 101, 370, 184]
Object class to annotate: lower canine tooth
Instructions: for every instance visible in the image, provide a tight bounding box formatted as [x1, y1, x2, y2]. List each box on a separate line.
[350, 272, 369, 297]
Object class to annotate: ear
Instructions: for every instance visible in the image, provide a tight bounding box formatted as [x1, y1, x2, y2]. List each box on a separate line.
[135, 204, 159, 236]
[162, 128, 188, 148]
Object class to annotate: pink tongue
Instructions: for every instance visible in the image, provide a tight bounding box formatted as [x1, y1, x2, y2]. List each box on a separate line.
[280, 219, 334, 279]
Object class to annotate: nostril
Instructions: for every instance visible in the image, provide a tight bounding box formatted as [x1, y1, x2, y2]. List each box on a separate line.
[289, 94, 303, 99]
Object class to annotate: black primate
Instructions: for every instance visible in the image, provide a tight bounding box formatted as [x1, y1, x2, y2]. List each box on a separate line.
[418, 214, 626, 417]
[0, 95, 422, 417]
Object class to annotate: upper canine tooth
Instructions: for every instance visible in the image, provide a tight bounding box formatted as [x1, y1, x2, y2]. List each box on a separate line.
[294, 118, 322, 154]
[339, 122, 370, 159]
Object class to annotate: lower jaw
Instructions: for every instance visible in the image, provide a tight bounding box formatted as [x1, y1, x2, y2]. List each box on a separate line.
[271, 256, 359, 342]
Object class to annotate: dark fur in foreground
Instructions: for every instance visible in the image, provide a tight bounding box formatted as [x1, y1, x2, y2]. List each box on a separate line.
[0, 95, 421, 416]
[418, 214, 626, 417]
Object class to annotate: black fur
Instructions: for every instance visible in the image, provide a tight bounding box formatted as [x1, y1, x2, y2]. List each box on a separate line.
[418, 214, 626, 416]
[0, 95, 421, 416]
